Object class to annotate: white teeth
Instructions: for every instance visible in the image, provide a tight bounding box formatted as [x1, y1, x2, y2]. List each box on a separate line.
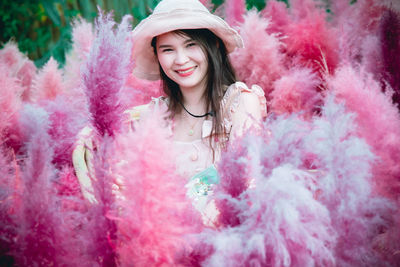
[177, 67, 195, 74]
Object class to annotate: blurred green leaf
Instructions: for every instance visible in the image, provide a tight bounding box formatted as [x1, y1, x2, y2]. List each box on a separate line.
[42, 0, 61, 26]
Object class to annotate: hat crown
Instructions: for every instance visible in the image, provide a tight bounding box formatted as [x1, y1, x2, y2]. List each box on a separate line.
[153, 0, 209, 14]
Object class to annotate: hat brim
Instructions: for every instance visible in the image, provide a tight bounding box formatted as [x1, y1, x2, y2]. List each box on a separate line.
[131, 9, 243, 81]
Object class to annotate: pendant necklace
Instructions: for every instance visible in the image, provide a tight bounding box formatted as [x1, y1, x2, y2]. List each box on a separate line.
[178, 101, 215, 136]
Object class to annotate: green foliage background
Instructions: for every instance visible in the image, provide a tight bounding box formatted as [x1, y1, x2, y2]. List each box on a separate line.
[0, 0, 287, 68]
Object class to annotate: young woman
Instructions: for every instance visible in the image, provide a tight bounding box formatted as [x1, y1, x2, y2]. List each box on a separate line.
[73, 0, 267, 211]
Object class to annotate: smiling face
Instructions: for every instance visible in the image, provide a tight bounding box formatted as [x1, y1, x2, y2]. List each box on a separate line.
[156, 31, 209, 93]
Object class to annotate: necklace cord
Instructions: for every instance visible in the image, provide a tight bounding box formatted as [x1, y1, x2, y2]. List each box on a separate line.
[179, 101, 215, 118]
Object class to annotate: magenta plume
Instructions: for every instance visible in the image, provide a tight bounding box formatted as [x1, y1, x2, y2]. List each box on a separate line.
[82, 12, 133, 137]
[380, 8, 400, 109]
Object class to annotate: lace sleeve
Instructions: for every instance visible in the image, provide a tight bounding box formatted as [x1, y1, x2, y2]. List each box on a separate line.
[221, 82, 267, 140]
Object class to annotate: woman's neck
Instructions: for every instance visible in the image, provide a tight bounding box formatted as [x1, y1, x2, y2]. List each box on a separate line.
[180, 87, 207, 115]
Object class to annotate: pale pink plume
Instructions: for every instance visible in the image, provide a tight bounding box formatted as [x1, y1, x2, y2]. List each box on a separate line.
[63, 19, 95, 97]
[305, 95, 396, 266]
[0, 65, 22, 139]
[82, 12, 133, 137]
[121, 75, 162, 108]
[110, 106, 202, 266]
[270, 67, 321, 117]
[261, 0, 290, 35]
[31, 57, 65, 102]
[327, 65, 400, 200]
[0, 41, 36, 102]
[71, 18, 95, 60]
[196, 128, 336, 266]
[224, 0, 246, 27]
[230, 10, 285, 99]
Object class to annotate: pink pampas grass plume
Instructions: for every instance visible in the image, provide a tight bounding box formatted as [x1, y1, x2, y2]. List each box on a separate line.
[0, 41, 36, 102]
[121, 75, 162, 108]
[43, 96, 88, 168]
[224, 0, 246, 27]
[214, 136, 251, 228]
[284, 8, 339, 75]
[380, 8, 400, 108]
[270, 67, 321, 117]
[111, 106, 202, 266]
[0, 65, 21, 138]
[199, 133, 336, 266]
[12, 104, 84, 266]
[63, 18, 95, 96]
[230, 10, 285, 99]
[327, 65, 400, 200]
[0, 148, 18, 264]
[261, 0, 290, 35]
[305, 95, 395, 266]
[31, 57, 65, 102]
[71, 18, 95, 60]
[82, 12, 133, 137]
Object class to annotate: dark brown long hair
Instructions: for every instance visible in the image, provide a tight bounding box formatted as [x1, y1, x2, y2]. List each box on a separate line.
[152, 29, 237, 155]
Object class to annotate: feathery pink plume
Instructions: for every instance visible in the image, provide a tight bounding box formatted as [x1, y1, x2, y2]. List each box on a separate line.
[0, 65, 22, 139]
[214, 136, 250, 228]
[31, 57, 65, 102]
[261, 0, 290, 35]
[327, 65, 400, 200]
[82, 12, 133, 137]
[197, 129, 336, 266]
[224, 0, 246, 27]
[43, 97, 88, 168]
[63, 18, 95, 96]
[379, 8, 400, 109]
[12, 105, 81, 266]
[79, 136, 118, 266]
[0, 42, 36, 102]
[0, 147, 18, 264]
[305, 95, 395, 266]
[71, 18, 95, 60]
[230, 10, 285, 99]
[270, 68, 321, 117]
[122, 75, 162, 107]
[284, 8, 338, 74]
[111, 106, 202, 266]
[289, 0, 323, 20]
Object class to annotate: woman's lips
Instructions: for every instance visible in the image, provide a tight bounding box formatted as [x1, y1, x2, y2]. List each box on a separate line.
[176, 66, 196, 77]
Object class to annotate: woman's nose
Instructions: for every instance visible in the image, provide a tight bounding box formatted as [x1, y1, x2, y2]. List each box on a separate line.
[174, 49, 189, 65]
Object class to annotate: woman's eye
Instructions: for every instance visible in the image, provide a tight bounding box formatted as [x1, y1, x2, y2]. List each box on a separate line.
[161, 48, 173, 53]
[187, 42, 197, 47]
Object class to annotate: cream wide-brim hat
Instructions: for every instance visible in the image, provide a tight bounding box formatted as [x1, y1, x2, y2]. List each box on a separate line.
[131, 0, 244, 81]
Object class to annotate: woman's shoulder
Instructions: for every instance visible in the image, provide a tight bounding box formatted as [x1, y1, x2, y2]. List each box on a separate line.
[222, 81, 267, 118]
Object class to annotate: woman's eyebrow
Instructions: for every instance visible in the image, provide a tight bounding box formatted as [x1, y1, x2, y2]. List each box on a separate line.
[157, 44, 173, 49]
